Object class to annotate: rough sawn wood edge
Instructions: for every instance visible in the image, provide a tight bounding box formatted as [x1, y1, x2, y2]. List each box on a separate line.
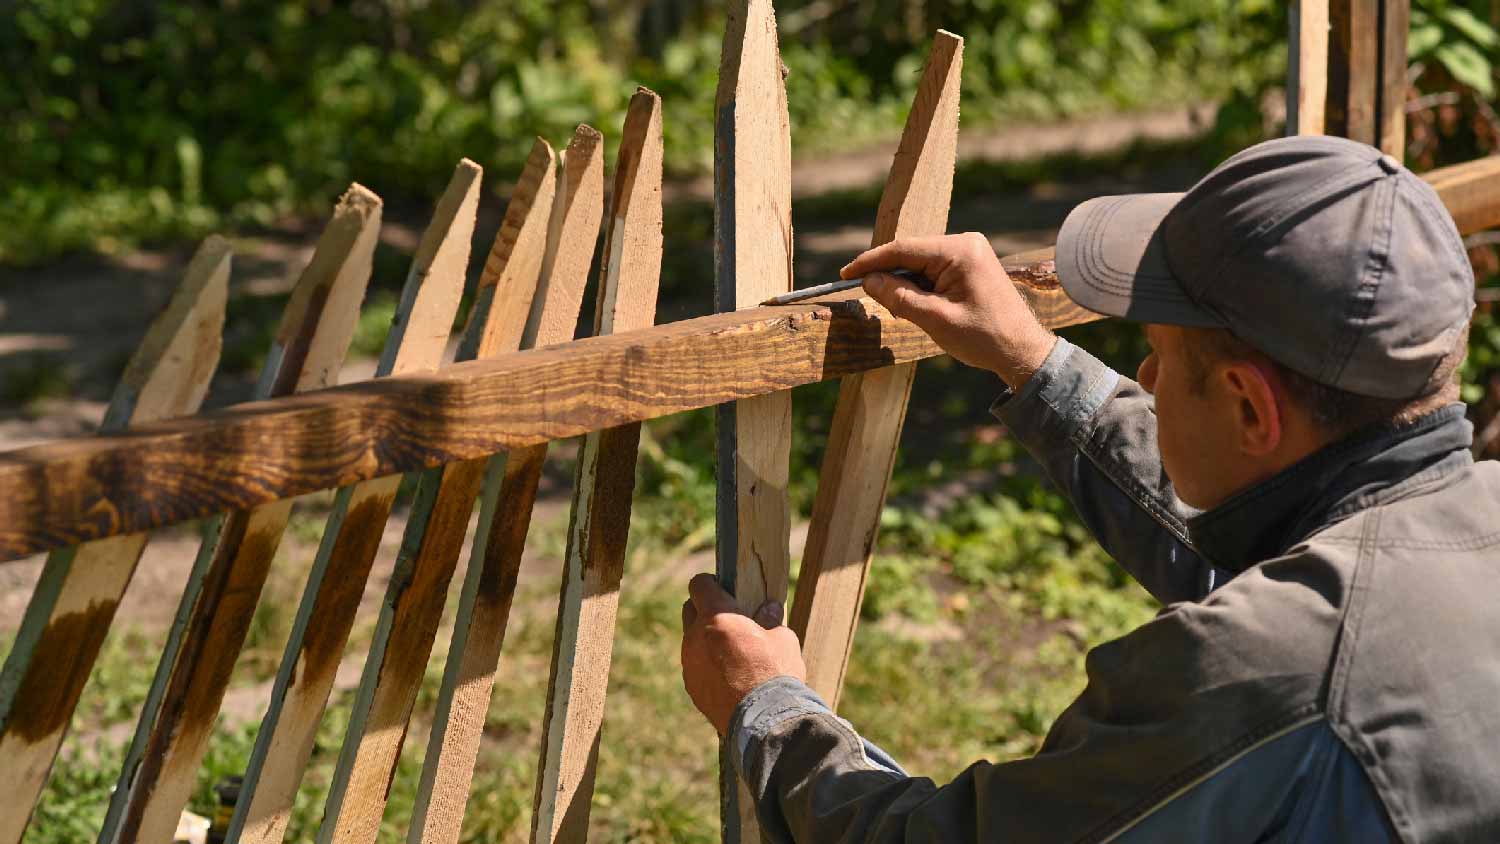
[229, 157, 498, 844]
[790, 30, 962, 710]
[712, 0, 795, 838]
[310, 159, 491, 844]
[402, 136, 559, 844]
[531, 87, 664, 844]
[98, 177, 389, 844]
[0, 235, 230, 844]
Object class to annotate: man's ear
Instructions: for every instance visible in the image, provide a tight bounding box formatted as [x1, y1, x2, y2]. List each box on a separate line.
[1221, 361, 1283, 457]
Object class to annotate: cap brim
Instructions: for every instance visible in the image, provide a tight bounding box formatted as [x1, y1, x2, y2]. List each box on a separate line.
[1056, 193, 1222, 328]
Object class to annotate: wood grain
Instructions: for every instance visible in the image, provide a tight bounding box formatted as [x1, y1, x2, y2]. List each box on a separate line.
[531, 88, 663, 844]
[1377, 0, 1410, 156]
[319, 128, 600, 844]
[1327, 0, 1379, 143]
[98, 183, 387, 844]
[713, 1, 794, 838]
[1288, 0, 1329, 136]
[526, 126, 607, 349]
[284, 161, 485, 844]
[1424, 155, 1500, 235]
[0, 236, 229, 844]
[790, 31, 962, 709]
[400, 136, 575, 844]
[228, 156, 503, 844]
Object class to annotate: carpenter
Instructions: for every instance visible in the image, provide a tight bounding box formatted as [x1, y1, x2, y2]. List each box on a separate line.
[681, 135, 1499, 842]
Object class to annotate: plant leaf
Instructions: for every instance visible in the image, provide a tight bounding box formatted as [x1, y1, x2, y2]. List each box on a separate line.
[1435, 41, 1496, 98]
[1440, 6, 1500, 48]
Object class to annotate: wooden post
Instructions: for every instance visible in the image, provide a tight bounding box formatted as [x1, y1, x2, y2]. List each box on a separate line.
[1289, 0, 1330, 135]
[789, 32, 963, 709]
[0, 237, 229, 844]
[1327, 0, 1380, 143]
[398, 136, 561, 844]
[98, 182, 392, 844]
[317, 127, 602, 844]
[714, 0, 794, 839]
[529, 88, 664, 844]
[225, 147, 543, 844]
[1377, 0, 1410, 156]
[1322, 1, 1408, 151]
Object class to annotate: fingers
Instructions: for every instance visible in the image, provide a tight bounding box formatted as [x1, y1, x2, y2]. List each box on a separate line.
[862, 270, 925, 315]
[864, 270, 962, 330]
[841, 236, 953, 279]
[682, 598, 697, 629]
[688, 572, 737, 616]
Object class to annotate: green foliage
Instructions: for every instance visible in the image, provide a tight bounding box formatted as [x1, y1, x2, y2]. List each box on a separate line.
[0, 358, 75, 408]
[1412, 0, 1500, 98]
[1, 0, 1269, 265]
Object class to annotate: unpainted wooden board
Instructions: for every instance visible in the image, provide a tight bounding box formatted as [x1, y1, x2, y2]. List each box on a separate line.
[465, 139, 560, 360]
[1377, 0, 1410, 156]
[229, 157, 502, 844]
[525, 126, 607, 350]
[531, 88, 664, 844]
[1424, 155, 1500, 235]
[0, 236, 230, 844]
[712, 1, 794, 838]
[98, 182, 390, 844]
[1289, 0, 1330, 136]
[400, 140, 564, 844]
[790, 31, 962, 709]
[1327, 0, 1379, 143]
[319, 130, 600, 844]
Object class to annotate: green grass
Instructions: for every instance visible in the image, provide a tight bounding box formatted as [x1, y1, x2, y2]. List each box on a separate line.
[15, 444, 1155, 842]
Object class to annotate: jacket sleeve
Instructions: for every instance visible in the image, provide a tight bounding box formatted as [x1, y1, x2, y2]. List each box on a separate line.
[993, 338, 1232, 604]
[729, 674, 1389, 844]
[729, 576, 1384, 844]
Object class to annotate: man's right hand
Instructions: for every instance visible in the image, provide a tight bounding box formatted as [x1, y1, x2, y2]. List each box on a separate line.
[843, 232, 1057, 390]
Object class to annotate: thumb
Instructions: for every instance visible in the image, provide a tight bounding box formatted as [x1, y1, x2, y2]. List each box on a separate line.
[688, 572, 737, 616]
[753, 599, 785, 629]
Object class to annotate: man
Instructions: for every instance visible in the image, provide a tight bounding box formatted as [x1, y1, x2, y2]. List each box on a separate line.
[680, 135, 1500, 841]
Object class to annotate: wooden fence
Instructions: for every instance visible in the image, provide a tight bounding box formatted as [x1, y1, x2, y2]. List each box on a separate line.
[2, 0, 1499, 841]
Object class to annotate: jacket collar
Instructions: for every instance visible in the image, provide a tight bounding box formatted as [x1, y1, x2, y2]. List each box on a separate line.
[1186, 404, 1474, 572]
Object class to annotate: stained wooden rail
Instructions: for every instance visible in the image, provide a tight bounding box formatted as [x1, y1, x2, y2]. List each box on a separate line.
[0, 253, 1075, 563]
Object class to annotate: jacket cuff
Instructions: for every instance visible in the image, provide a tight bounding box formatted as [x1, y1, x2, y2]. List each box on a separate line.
[729, 675, 833, 782]
[992, 336, 1120, 449]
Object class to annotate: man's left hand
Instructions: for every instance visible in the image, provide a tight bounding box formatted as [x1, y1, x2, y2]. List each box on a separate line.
[681, 572, 807, 736]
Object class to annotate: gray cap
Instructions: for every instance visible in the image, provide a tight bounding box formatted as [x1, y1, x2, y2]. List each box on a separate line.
[1056, 135, 1474, 399]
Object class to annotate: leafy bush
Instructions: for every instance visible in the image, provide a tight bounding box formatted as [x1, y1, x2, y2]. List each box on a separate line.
[1, 0, 1273, 264]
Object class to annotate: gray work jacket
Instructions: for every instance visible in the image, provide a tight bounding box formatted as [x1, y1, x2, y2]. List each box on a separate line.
[729, 338, 1500, 843]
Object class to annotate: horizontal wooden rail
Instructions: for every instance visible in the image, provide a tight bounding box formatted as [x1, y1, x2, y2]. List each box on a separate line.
[0, 156, 1495, 563]
[1427, 154, 1500, 235]
[0, 254, 1071, 562]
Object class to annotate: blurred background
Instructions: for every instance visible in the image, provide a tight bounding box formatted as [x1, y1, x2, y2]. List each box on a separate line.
[1, 2, 1497, 841]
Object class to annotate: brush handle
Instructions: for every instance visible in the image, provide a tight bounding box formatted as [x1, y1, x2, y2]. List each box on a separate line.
[762, 268, 934, 305]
